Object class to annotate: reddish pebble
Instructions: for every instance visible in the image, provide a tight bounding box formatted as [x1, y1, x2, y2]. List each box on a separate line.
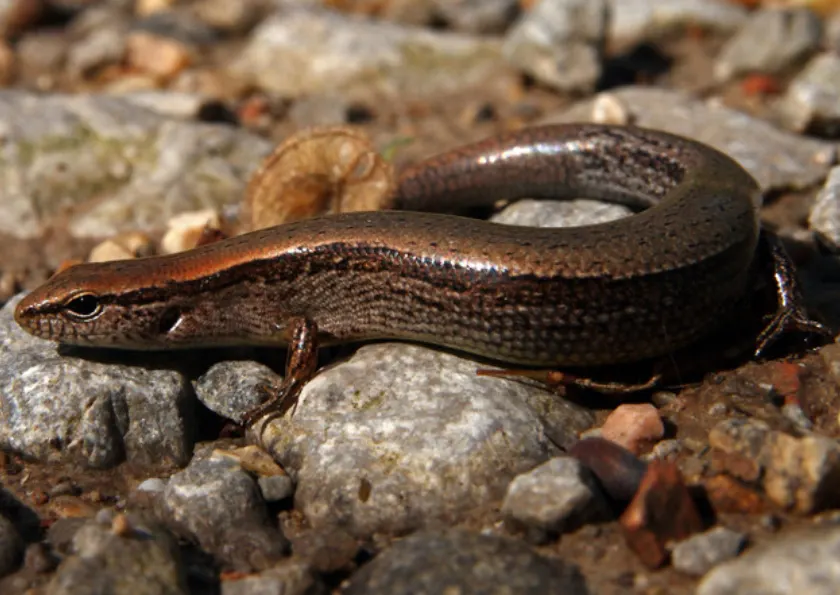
[600, 404, 665, 455]
[741, 74, 781, 96]
[31, 490, 49, 505]
[704, 474, 768, 515]
[620, 461, 704, 569]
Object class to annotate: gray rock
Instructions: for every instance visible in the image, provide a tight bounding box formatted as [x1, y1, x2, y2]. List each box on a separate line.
[46, 513, 188, 595]
[258, 475, 294, 503]
[66, 27, 128, 79]
[0, 91, 271, 241]
[192, 360, 282, 424]
[778, 52, 840, 136]
[232, 6, 506, 100]
[160, 447, 289, 571]
[0, 513, 23, 577]
[430, 0, 519, 33]
[0, 295, 192, 468]
[810, 166, 840, 252]
[493, 198, 632, 228]
[501, 457, 610, 535]
[256, 343, 594, 537]
[342, 529, 589, 594]
[502, 0, 608, 93]
[698, 525, 840, 595]
[544, 87, 836, 192]
[609, 0, 747, 43]
[221, 558, 326, 595]
[714, 8, 822, 83]
[671, 526, 747, 577]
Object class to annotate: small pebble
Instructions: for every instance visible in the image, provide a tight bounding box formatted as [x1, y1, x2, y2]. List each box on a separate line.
[671, 526, 747, 577]
[600, 404, 664, 455]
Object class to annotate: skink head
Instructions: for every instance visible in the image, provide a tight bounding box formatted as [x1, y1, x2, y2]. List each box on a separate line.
[14, 257, 241, 350]
[15, 261, 169, 348]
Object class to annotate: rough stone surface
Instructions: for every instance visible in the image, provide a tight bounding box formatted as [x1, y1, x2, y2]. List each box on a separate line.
[159, 447, 289, 572]
[233, 6, 507, 100]
[342, 529, 590, 594]
[257, 343, 594, 537]
[671, 526, 747, 577]
[714, 7, 822, 82]
[192, 360, 282, 424]
[502, 0, 608, 93]
[709, 418, 840, 514]
[545, 86, 836, 193]
[46, 513, 188, 595]
[492, 198, 632, 228]
[0, 295, 192, 468]
[609, 0, 748, 43]
[501, 457, 611, 535]
[698, 525, 840, 595]
[0, 91, 270, 240]
[778, 52, 840, 136]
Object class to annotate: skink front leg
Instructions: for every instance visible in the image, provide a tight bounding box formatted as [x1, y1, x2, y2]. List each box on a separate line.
[242, 316, 319, 429]
[754, 230, 834, 356]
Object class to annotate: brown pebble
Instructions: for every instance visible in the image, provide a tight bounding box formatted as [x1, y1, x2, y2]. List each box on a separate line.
[620, 461, 704, 569]
[570, 437, 648, 504]
[703, 474, 768, 515]
[600, 404, 665, 455]
[126, 31, 192, 79]
[111, 513, 133, 537]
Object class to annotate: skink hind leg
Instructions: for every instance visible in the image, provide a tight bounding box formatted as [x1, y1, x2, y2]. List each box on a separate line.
[754, 231, 835, 357]
[242, 316, 319, 430]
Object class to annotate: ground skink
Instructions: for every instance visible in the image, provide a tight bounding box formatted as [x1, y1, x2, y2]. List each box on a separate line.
[13, 124, 831, 422]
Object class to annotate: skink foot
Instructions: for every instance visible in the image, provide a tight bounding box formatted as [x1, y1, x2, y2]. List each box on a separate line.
[241, 316, 318, 435]
[754, 231, 835, 357]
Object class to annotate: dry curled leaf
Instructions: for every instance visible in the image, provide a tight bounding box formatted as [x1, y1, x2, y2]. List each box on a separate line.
[242, 126, 396, 232]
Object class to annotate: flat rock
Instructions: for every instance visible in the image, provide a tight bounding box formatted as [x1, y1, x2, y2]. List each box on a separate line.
[232, 6, 509, 100]
[342, 529, 590, 594]
[698, 524, 840, 595]
[714, 7, 822, 83]
[0, 91, 270, 240]
[544, 86, 836, 193]
[256, 343, 594, 537]
[0, 295, 192, 468]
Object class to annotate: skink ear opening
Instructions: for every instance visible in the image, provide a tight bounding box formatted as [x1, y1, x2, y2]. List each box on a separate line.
[64, 293, 102, 320]
[159, 306, 182, 334]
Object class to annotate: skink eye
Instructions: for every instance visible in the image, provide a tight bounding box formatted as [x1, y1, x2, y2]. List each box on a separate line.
[64, 293, 102, 320]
